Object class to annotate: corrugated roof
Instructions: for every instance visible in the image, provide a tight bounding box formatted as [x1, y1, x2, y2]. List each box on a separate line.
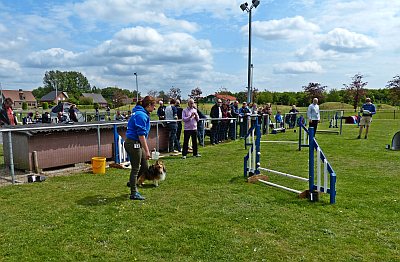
[81, 93, 107, 104]
[40, 91, 69, 101]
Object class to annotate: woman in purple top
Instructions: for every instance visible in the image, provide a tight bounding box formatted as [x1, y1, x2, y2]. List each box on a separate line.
[181, 99, 201, 159]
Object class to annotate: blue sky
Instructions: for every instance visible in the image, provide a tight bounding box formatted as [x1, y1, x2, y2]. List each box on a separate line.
[1, 0, 399, 98]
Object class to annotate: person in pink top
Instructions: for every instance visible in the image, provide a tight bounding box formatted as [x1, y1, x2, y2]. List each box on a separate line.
[181, 98, 201, 159]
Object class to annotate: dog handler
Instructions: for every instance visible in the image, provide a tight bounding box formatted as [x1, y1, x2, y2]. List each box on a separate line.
[125, 96, 156, 200]
[357, 97, 376, 139]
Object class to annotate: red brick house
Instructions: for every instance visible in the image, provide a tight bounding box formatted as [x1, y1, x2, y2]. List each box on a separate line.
[1, 89, 37, 109]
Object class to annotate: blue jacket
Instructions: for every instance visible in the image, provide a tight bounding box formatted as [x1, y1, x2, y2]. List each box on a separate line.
[126, 105, 150, 140]
[361, 103, 376, 116]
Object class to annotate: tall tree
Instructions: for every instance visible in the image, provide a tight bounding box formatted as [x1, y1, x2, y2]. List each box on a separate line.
[189, 87, 203, 103]
[43, 70, 91, 98]
[343, 73, 367, 111]
[386, 75, 400, 105]
[168, 87, 181, 100]
[147, 89, 159, 98]
[302, 82, 326, 103]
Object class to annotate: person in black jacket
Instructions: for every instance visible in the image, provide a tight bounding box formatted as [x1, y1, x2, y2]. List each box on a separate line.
[0, 98, 17, 126]
[210, 99, 222, 145]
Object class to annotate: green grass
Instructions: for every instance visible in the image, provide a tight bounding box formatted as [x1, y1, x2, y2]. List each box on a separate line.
[0, 120, 400, 261]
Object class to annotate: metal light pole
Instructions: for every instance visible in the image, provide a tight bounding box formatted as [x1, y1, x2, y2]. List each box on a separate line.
[240, 0, 260, 104]
[134, 72, 139, 103]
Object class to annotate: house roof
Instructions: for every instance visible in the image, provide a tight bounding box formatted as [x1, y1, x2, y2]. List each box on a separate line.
[40, 91, 69, 101]
[2, 90, 36, 102]
[81, 93, 108, 104]
[213, 94, 237, 101]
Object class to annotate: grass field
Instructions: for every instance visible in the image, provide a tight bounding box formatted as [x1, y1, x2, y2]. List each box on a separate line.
[0, 118, 399, 261]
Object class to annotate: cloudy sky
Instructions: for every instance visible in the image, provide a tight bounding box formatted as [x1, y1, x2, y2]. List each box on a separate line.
[0, 0, 399, 98]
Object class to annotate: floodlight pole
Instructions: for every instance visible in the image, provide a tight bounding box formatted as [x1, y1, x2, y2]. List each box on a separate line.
[134, 72, 139, 103]
[240, 0, 260, 104]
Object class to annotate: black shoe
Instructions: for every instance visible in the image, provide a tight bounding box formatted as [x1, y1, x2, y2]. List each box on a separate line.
[127, 181, 131, 187]
[365, 136, 367, 139]
[357, 135, 361, 139]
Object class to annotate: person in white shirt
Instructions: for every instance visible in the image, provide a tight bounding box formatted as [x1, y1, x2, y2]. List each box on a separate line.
[307, 98, 320, 135]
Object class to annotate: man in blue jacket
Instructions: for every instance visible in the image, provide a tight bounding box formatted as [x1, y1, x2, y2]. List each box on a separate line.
[358, 97, 376, 139]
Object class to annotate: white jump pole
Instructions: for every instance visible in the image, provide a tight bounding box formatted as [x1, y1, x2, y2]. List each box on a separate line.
[258, 167, 309, 182]
[317, 147, 321, 191]
[258, 179, 302, 194]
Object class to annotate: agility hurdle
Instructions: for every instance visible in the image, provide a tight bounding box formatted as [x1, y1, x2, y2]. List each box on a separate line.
[244, 119, 337, 204]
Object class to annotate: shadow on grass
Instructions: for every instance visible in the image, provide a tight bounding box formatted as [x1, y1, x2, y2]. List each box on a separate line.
[76, 194, 127, 206]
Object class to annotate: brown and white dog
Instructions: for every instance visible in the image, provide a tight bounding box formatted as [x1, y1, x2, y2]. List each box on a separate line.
[137, 160, 166, 187]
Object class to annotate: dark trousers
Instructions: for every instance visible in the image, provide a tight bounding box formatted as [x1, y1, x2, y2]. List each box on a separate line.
[124, 138, 148, 194]
[309, 120, 319, 136]
[167, 122, 181, 151]
[197, 120, 205, 146]
[229, 120, 237, 139]
[240, 117, 249, 138]
[177, 122, 182, 142]
[183, 130, 198, 156]
[210, 121, 220, 144]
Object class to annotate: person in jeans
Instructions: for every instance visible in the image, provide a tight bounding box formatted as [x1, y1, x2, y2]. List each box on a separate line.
[181, 99, 200, 159]
[124, 96, 156, 200]
[196, 107, 207, 147]
[165, 99, 181, 152]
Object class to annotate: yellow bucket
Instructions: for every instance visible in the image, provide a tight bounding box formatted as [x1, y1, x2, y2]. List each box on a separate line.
[92, 157, 106, 174]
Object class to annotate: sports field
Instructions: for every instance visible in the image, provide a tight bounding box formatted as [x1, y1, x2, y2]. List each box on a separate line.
[0, 118, 399, 261]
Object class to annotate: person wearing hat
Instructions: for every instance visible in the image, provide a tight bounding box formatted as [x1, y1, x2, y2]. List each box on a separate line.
[358, 97, 376, 139]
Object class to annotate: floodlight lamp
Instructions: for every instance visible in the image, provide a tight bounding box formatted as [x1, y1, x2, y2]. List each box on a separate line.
[240, 2, 248, 11]
[252, 0, 260, 8]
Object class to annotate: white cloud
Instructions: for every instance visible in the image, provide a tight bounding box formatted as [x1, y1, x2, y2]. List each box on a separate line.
[25, 48, 79, 67]
[0, 59, 21, 77]
[273, 61, 323, 74]
[0, 23, 6, 32]
[250, 16, 320, 40]
[319, 28, 377, 53]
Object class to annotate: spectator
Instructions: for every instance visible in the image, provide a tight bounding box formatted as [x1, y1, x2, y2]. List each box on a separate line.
[57, 112, 67, 123]
[239, 102, 251, 138]
[165, 99, 181, 152]
[124, 96, 156, 200]
[106, 105, 111, 120]
[176, 99, 183, 144]
[288, 105, 299, 129]
[126, 110, 132, 120]
[307, 98, 320, 135]
[69, 104, 78, 122]
[0, 98, 17, 126]
[42, 112, 51, 123]
[275, 111, 284, 128]
[181, 99, 201, 159]
[23, 112, 34, 125]
[210, 99, 222, 145]
[157, 100, 166, 120]
[229, 101, 239, 140]
[114, 110, 125, 121]
[358, 97, 376, 139]
[34, 111, 42, 123]
[220, 103, 231, 142]
[196, 106, 207, 147]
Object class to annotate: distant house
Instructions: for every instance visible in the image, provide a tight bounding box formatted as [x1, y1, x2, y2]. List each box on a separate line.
[205, 93, 237, 103]
[81, 93, 108, 108]
[1, 89, 37, 109]
[40, 91, 69, 104]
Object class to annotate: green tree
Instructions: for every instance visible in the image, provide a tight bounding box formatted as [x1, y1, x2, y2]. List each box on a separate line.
[32, 86, 52, 100]
[22, 102, 28, 110]
[189, 87, 203, 103]
[168, 87, 181, 100]
[42, 102, 49, 110]
[326, 89, 342, 102]
[43, 70, 91, 98]
[343, 73, 367, 111]
[386, 75, 400, 105]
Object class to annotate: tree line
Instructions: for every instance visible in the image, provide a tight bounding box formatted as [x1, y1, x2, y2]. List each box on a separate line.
[32, 71, 400, 109]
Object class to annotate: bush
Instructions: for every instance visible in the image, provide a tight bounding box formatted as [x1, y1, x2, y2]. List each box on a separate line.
[79, 97, 93, 105]
[22, 102, 28, 110]
[42, 102, 49, 110]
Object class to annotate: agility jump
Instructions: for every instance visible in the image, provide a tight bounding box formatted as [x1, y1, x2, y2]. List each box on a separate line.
[244, 118, 337, 204]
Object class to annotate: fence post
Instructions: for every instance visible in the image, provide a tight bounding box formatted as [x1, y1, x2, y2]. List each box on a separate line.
[7, 131, 15, 184]
[308, 127, 315, 193]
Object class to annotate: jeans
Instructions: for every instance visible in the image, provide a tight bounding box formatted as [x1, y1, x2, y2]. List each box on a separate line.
[197, 120, 205, 146]
[167, 122, 181, 151]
